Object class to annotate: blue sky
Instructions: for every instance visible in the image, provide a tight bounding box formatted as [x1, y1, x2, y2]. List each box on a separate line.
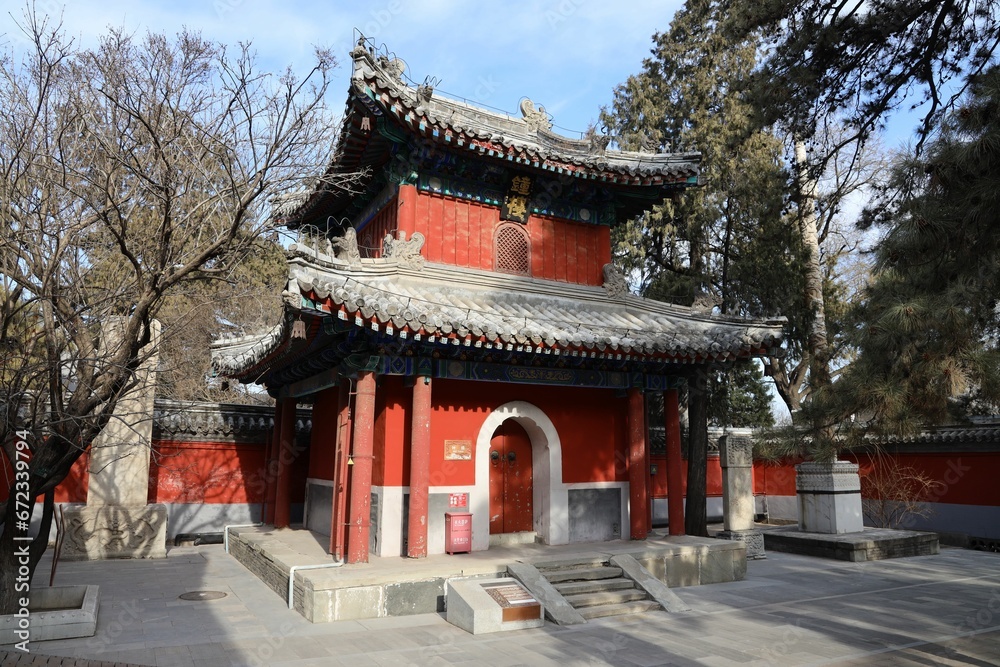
[4, 0, 683, 138]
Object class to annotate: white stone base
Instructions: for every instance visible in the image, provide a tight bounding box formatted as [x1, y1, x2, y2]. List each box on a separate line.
[0, 585, 98, 644]
[796, 461, 864, 534]
[61, 504, 168, 560]
[717, 529, 766, 559]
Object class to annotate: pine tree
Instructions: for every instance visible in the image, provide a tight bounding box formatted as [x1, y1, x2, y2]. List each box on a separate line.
[824, 67, 1000, 437]
[730, 1, 1000, 162]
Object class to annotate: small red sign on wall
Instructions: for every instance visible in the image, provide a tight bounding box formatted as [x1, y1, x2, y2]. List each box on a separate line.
[449, 493, 468, 508]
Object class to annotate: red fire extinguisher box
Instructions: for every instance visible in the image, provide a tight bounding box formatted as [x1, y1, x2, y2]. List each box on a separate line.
[445, 512, 472, 554]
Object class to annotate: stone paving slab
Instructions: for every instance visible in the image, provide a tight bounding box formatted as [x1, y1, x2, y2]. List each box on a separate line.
[1, 542, 999, 665]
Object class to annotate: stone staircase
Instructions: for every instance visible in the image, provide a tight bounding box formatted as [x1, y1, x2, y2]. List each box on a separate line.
[535, 557, 660, 620]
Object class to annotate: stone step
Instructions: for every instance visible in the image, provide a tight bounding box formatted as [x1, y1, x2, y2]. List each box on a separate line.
[532, 555, 609, 572]
[543, 566, 623, 583]
[553, 578, 636, 596]
[578, 599, 661, 620]
[564, 588, 649, 608]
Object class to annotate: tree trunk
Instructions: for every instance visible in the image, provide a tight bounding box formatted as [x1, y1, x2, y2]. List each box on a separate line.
[0, 486, 35, 614]
[795, 142, 831, 394]
[685, 369, 710, 537]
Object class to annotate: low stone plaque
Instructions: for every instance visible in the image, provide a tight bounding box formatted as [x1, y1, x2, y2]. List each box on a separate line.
[482, 582, 541, 622]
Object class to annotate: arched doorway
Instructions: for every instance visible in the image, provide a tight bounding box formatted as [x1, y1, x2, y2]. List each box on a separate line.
[488, 420, 533, 535]
[472, 401, 568, 550]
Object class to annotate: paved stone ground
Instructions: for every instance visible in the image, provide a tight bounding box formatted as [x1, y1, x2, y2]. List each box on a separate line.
[2, 544, 999, 666]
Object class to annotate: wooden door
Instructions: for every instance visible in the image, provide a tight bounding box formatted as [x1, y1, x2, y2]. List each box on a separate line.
[488, 420, 533, 534]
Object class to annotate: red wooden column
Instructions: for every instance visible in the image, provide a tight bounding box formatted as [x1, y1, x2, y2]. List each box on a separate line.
[407, 375, 432, 558]
[347, 371, 377, 564]
[664, 388, 685, 535]
[397, 184, 417, 238]
[627, 387, 649, 541]
[263, 402, 281, 525]
[274, 398, 297, 529]
[644, 394, 653, 532]
[330, 378, 353, 560]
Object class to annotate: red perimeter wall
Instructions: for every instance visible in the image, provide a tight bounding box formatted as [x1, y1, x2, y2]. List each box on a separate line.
[752, 452, 1000, 508]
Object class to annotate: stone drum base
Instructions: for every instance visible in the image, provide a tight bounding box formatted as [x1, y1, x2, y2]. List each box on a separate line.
[717, 529, 765, 559]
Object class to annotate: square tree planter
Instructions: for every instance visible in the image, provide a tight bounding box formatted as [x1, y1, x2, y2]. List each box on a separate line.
[796, 460, 864, 534]
[0, 585, 99, 645]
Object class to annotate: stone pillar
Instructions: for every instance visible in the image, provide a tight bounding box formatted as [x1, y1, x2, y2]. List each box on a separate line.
[627, 387, 648, 541]
[273, 398, 297, 529]
[407, 375, 432, 558]
[348, 371, 377, 564]
[717, 433, 765, 559]
[663, 389, 685, 536]
[796, 460, 864, 534]
[62, 320, 167, 561]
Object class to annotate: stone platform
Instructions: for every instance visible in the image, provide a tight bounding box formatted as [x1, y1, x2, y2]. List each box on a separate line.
[227, 525, 746, 623]
[762, 524, 940, 562]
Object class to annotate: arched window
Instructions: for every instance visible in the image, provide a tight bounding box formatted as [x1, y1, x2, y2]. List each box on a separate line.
[494, 224, 530, 275]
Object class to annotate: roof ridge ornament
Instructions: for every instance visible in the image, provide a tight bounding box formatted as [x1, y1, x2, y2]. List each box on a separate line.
[602, 263, 629, 299]
[330, 228, 362, 268]
[378, 55, 407, 81]
[520, 98, 552, 132]
[383, 230, 426, 270]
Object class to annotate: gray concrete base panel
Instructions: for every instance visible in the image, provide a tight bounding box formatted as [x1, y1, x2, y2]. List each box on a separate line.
[0, 585, 98, 644]
[763, 525, 940, 561]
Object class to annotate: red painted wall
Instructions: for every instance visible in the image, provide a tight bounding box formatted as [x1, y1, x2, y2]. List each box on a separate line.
[650, 454, 724, 498]
[147, 441, 269, 504]
[308, 388, 339, 481]
[753, 452, 1000, 507]
[411, 190, 609, 286]
[44, 435, 310, 507]
[372, 377, 628, 487]
[357, 193, 399, 258]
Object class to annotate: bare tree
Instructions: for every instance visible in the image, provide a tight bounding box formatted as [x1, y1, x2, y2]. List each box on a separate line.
[0, 11, 351, 612]
[763, 127, 887, 422]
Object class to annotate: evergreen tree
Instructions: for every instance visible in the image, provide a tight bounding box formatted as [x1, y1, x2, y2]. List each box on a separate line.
[731, 1, 1000, 164]
[709, 362, 775, 429]
[821, 67, 1000, 438]
[601, 0, 789, 533]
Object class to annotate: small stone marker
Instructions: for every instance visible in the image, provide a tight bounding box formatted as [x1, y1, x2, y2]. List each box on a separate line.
[447, 577, 545, 634]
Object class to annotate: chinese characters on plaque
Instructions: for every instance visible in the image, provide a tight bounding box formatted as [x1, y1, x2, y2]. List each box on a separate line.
[444, 439, 472, 460]
[501, 174, 532, 223]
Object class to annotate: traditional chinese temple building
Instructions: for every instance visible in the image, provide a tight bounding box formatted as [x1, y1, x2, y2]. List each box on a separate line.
[212, 41, 784, 565]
